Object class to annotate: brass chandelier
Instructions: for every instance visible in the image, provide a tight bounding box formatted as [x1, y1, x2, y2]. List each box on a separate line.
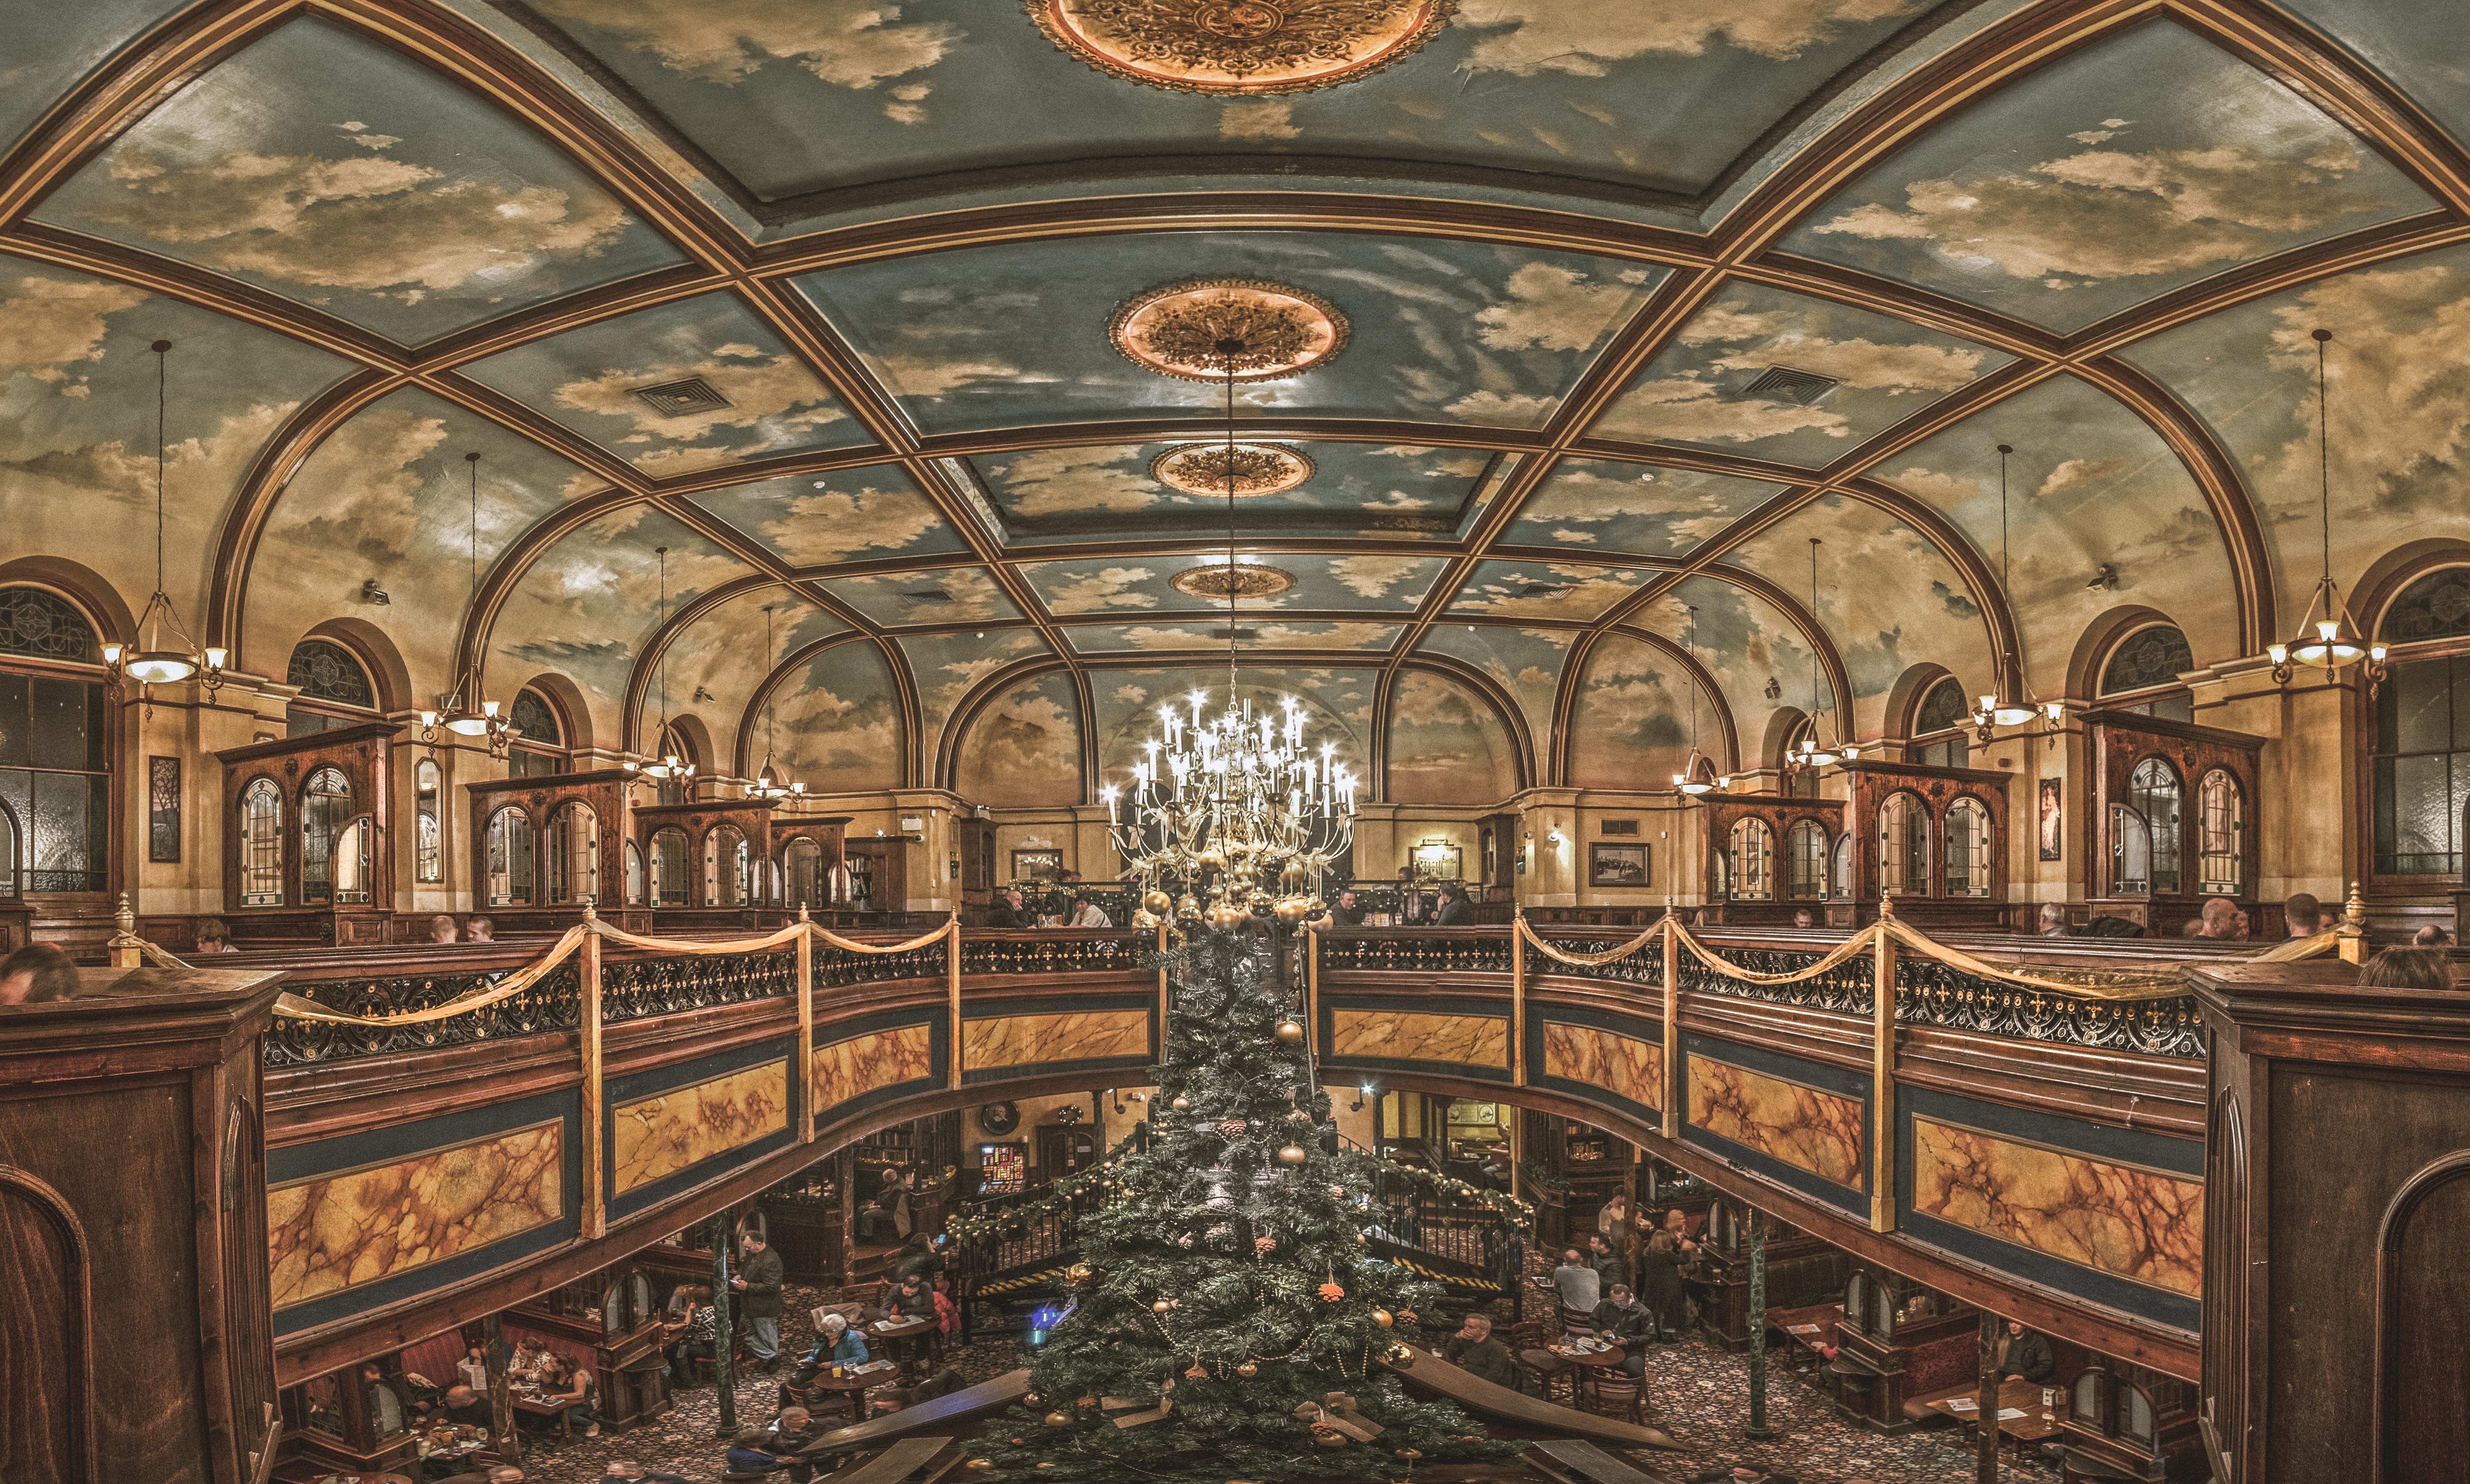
[1099, 284, 1359, 924]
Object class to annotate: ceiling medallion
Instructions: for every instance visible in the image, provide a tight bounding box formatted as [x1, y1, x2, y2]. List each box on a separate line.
[1026, 0, 1455, 96]
[1153, 442, 1315, 498]
[1171, 562, 1297, 601]
[1109, 278, 1348, 383]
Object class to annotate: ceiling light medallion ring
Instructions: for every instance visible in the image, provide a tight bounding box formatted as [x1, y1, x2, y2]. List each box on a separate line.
[1152, 441, 1314, 498]
[1108, 278, 1348, 383]
[1170, 563, 1298, 601]
[1026, 0, 1455, 95]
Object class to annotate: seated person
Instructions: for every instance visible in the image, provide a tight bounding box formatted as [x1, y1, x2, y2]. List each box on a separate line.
[1318, 889, 1366, 927]
[466, 917, 494, 944]
[429, 915, 459, 944]
[1791, 908, 1815, 929]
[539, 1354, 598, 1437]
[764, 1408, 818, 1483]
[1432, 882, 1476, 927]
[725, 1426, 795, 1475]
[2283, 892, 2324, 939]
[2192, 897, 2248, 940]
[1591, 1284, 1655, 1376]
[433, 1383, 489, 1427]
[2360, 947, 2452, 992]
[2036, 903, 2069, 937]
[855, 1168, 908, 1242]
[791, 1313, 867, 1386]
[0, 943, 80, 1005]
[2414, 924, 2455, 948]
[1064, 893, 1112, 928]
[1551, 1247, 1601, 1315]
[1992, 1319, 2055, 1384]
[456, 1343, 495, 1392]
[882, 1273, 933, 1323]
[599, 1464, 690, 1484]
[985, 888, 1032, 929]
[1441, 1314, 1526, 1393]
[194, 918, 233, 954]
[663, 1286, 717, 1379]
[509, 1336, 551, 1380]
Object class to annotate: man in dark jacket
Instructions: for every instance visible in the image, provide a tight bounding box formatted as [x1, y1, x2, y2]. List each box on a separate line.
[1432, 883, 1476, 926]
[892, 1231, 943, 1284]
[1591, 1284, 1655, 1376]
[733, 1234, 787, 1372]
[985, 888, 1032, 928]
[1993, 1319, 2055, 1383]
[1442, 1313, 1527, 1393]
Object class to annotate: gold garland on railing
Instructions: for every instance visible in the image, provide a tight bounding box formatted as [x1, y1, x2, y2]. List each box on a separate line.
[273, 925, 591, 1025]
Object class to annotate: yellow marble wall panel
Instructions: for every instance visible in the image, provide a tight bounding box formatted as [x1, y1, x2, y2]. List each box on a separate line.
[1543, 1023, 1662, 1111]
[962, 1009, 1150, 1071]
[1330, 1009, 1509, 1069]
[1912, 1118, 2203, 1297]
[813, 1024, 935, 1113]
[612, 1060, 789, 1195]
[267, 1122, 562, 1310]
[1687, 1055, 1864, 1189]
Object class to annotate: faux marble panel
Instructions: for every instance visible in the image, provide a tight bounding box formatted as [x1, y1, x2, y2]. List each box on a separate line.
[1544, 1023, 1663, 1111]
[1687, 1056, 1864, 1189]
[1330, 1009, 1509, 1069]
[814, 1024, 934, 1113]
[268, 1122, 562, 1310]
[612, 1061, 789, 1195]
[1912, 1118, 2203, 1297]
[962, 1009, 1149, 1072]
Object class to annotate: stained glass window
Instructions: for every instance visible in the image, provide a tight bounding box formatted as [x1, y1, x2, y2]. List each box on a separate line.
[2100, 626, 2195, 720]
[486, 806, 534, 907]
[286, 639, 375, 709]
[0, 672, 108, 892]
[148, 755, 181, 863]
[548, 802, 598, 905]
[0, 587, 97, 663]
[1879, 792, 1928, 896]
[707, 824, 748, 907]
[2198, 770, 2244, 895]
[1913, 678, 1969, 768]
[0, 802, 17, 899]
[1943, 797, 1991, 896]
[1727, 817, 1772, 900]
[2384, 566, 2470, 646]
[650, 827, 690, 907]
[2116, 757, 2183, 895]
[301, 768, 353, 906]
[240, 779, 283, 906]
[785, 837, 821, 908]
[511, 689, 561, 747]
[415, 759, 442, 883]
[1785, 819, 1826, 901]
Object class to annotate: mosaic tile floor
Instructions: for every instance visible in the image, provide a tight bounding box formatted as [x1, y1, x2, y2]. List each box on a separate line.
[493, 1279, 2051, 1483]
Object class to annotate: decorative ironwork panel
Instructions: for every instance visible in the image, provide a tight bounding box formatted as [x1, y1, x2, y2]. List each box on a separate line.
[603, 949, 796, 1023]
[1675, 946, 1876, 1017]
[2101, 626, 2194, 696]
[286, 638, 375, 708]
[263, 964, 583, 1067]
[1315, 931, 1512, 977]
[0, 587, 96, 662]
[148, 755, 180, 863]
[961, 933, 1145, 977]
[1524, 933, 1662, 990]
[815, 939, 948, 989]
[1894, 957, 2203, 1059]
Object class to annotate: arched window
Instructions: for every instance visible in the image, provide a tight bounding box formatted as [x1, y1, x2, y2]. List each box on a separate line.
[285, 638, 377, 736]
[784, 837, 822, 908]
[1785, 819, 1827, 901]
[2198, 770, 2244, 895]
[707, 824, 748, 907]
[1829, 832, 1853, 899]
[299, 768, 354, 906]
[2379, 565, 2470, 647]
[509, 688, 569, 779]
[485, 806, 534, 907]
[2122, 1385, 2155, 1444]
[2372, 650, 2470, 876]
[2098, 625, 2195, 723]
[414, 759, 443, 883]
[624, 840, 645, 906]
[2071, 1371, 2105, 1426]
[0, 585, 111, 894]
[1842, 1273, 1867, 1336]
[650, 827, 690, 907]
[2118, 757, 2182, 896]
[1879, 792, 1927, 896]
[240, 778, 284, 905]
[0, 801, 20, 901]
[1727, 817, 1772, 901]
[547, 803, 598, 905]
[1911, 677, 1969, 768]
[1943, 797, 1991, 897]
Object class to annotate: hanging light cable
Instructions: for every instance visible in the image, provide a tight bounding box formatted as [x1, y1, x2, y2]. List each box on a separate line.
[106, 340, 225, 698]
[2270, 328, 2380, 681]
[1673, 605, 1714, 795]
[1972, 444, 2040, 733]
[634, 547, 695, 783]
[1788, 538, 1841, 771]
[750, 600, 798, 798]
[422, 453, 510, 753]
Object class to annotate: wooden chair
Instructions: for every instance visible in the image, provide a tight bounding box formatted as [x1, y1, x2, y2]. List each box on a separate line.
[1559, 1304, 1595, 1338]
[1510, 1321, 1577, 1405]
[1580, 1369, 1648, 1426]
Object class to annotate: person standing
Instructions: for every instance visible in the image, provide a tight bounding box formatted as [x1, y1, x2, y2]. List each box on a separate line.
[1635, 1228, 1695, 1341]
[733, 1233, 786, 1372]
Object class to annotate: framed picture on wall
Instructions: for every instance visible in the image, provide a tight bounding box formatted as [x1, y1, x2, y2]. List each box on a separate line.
[1011, 849, 1064, 882]
[1589, 842, 1651, 887]
[2038, 777, 2063, 861]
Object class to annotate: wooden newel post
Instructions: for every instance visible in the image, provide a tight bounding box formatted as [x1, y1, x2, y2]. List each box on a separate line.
[1662, 905, 1681, 1124]
[1872, 904, 1898, 1234]
[1745, 1206, 1775, 1440]
[581, 907, 605, 1241]
[710, 1211, 738, 1435]
[1510, 910, 1526, 1087]
[1975, 1311, 2000, 1484]
[796, 911, 815, 1144]
[947, 915, 963, 1090]
[107, 891, 143, 968]
[2337, 880, 2369, 965]
[483, 1311, 521, 1464]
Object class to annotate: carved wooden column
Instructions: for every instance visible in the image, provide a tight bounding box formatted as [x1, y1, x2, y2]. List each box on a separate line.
[2189, 958, 2470, 1483]
[0, 966, 287, 1484]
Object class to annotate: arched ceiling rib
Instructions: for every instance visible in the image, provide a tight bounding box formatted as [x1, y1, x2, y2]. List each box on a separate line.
[5, 0, 2467, 801]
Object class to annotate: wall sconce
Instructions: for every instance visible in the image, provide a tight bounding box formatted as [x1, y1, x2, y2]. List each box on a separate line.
[1109, 1089, 1148, 1116]
[1349, 1083, 1375, 1113]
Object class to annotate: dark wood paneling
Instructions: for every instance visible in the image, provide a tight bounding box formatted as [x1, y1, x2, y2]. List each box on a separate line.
[0, 1173, 85, 1484]
[2383, 1163, 2470, 1478]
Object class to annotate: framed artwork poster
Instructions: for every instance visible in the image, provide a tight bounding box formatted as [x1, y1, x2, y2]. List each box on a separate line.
[1011, 848, 1064, 882]
[2038, 777, 2063, 861]
[1589, 841, 1651, 887]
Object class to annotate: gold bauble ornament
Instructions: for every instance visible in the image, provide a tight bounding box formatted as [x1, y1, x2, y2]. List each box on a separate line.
[1153, 1298, 1175, 1313]
[1235, 1360, 1258, 1377]
[1371, 1307, 1393, 1328]
[965, 1460, 995, 1472]
[1305, 896, 1325, 914]
[1130, 908, 1158, 928]
[1313, 1426, 1348, 1447]
[1272, 896, 1310, 926]
[1273, 1018, 1304, 1044]
[1277, 1144, 1308, 1165]
[1142, 889, 1173, 915]
[1195, 849, 1226, 873]
[1066, 1263, 1094, 1284]
[1383, 1342, 1417, 1369]
[1176, 893, 1201, 915]
[1394, 1448, 1423, 1461]
[1171, 1095, 1191, 1111]
[1024, 1393, 1044, 1407]
[1206, 901, 1248, 928]
[1043, 1411, 1072, 1426]
[1279, 861, 1310, 890]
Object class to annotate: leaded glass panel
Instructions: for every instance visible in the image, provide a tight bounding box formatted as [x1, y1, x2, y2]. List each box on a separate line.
[0, 587, 96, 662]
[285, 639, 375, 708]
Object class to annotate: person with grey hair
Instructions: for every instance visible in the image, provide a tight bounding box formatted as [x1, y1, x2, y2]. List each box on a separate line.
[791, 1310, 866, 1389]
[2037, 902, 2069, 936]
[428, 914, 459, 944]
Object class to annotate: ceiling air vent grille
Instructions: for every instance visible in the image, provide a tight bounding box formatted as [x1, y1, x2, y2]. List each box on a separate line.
[633, 377, 733, 417]
[1739, 366, 1839, 406]
[1211, 626, 1260, 641]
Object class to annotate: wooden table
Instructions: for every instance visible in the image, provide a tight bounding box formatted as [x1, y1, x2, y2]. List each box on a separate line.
[861, 1315, 935, 1379]
[803, 1366, 894, 1426]
[1768, 1300, 1844, 1372]
[509, 1390, 572, 1439]
[1912, 1377, 2062, 1458]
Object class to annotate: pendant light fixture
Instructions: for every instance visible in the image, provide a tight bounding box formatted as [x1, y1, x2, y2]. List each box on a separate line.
[2269, 329, 2384, 682]
[104, 340, 226, 699]
[1672, 605, 1715, 795]
[420, 452, 510, 754]
[630, 546, 695, 785]
[1970, 444, 2053, 737]
[749, 600, 800, 799]
[1785, 538, 1856, 775]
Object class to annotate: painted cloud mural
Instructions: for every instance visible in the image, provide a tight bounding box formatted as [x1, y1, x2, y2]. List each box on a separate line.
[1502, 457, 1784, 557]
[953, 670, 1082, 807]
[771, 639, 905, 791]
[1387, 669, 1520, 804]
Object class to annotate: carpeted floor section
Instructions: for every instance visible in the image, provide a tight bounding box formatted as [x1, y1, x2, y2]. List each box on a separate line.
[491, 1278, 2054, 1484]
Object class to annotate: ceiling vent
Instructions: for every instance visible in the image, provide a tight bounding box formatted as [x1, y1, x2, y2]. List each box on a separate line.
[1739, 366, 1839, 406]
[1211, 626, 1259, 641]
[904, 588, 953, 603]
[1519, 582, 1574, 599]
[632, 377, 733, 417]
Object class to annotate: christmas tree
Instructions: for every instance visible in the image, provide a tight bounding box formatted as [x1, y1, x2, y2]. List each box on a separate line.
[962, 925, 1529, 1483]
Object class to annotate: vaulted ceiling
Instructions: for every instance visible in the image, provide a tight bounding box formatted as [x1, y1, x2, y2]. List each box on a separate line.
[6, 0, 2467, 802]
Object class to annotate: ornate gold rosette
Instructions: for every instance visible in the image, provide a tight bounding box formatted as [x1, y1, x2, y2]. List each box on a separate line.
[1152, 442, 1315, 498]
[1108, 278, 1348, 383]
[1170, 562, 1298, 600]
[1026, 0, 1455, 96]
